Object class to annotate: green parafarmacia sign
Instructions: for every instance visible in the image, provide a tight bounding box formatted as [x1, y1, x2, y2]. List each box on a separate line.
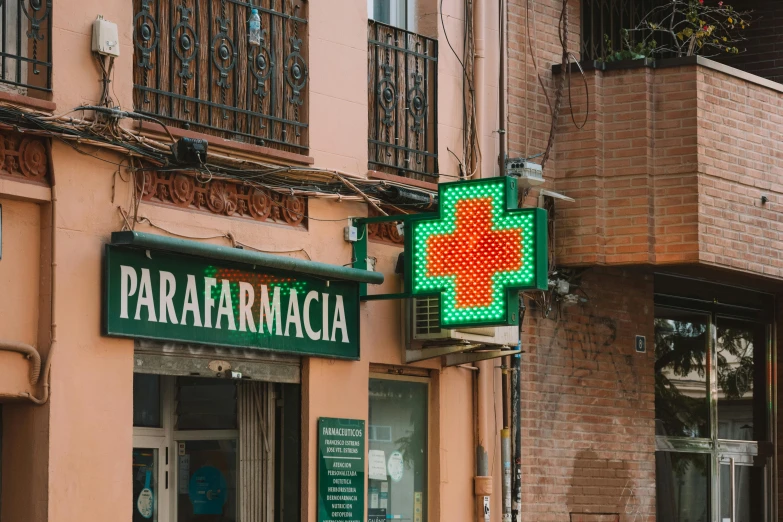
[104, 245, 360, 359]
[317, 417, 365, 522]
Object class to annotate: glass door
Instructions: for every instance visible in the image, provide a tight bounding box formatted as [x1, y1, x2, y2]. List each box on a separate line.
[715, 318, 770, 522]
[654, 305, 773, 522]
[133, 437, 170, 522]
[133, 373, 170, 522]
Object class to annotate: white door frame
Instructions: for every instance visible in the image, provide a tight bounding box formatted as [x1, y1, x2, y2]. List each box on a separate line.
[134, 376, 241, 522]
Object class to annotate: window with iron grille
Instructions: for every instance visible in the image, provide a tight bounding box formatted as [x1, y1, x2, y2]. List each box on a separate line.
[0, 0, 53, 95]
[368, 20, 438, 181]
[132, 0, 308, 155]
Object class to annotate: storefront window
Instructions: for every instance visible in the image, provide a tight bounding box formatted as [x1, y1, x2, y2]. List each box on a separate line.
[368, 378, 428, 522]
[133, 376, 299, 522]
[654, 308, 710, 438]
[134, 374, 161, 428]
[176, 440, 237, 522]
[716, 318, 767, 442]
[655, 452, 709, 522]
[653, 275, 773, 522]
[175, 377, 237, 430]
[133, 447, 160, 522]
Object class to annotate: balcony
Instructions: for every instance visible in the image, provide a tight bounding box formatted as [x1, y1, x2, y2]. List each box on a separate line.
[368, 20, 438, 181]
[0, 0, 52, 95]
[551, 56, 783, 280]
[132, 0, 308, 154]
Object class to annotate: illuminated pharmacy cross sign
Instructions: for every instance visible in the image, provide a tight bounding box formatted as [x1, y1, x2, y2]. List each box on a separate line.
[428, 199, 522, 307]
[410, 176, 547, 327]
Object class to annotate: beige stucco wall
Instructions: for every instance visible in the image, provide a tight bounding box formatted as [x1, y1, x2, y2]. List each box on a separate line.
[0, 1, 507, 522]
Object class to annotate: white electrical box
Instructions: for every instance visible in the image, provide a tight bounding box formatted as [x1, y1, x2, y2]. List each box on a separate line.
[505, 158, 544, 188]
[343, 225, 358, 242]
[92, 16, 120, 57]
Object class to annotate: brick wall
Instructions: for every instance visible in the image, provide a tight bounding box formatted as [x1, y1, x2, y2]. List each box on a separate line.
[696, 66, 783, 277]
[549, 64, 702, 266]
[537, 60, 783, 278]
[507, 0, 580, 196]
[520, 267, 656, 522]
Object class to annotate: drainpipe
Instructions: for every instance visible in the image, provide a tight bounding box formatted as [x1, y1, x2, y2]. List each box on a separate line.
[499, 0, 510, 512]
[473, 0, 486, 179]
[0, 185, 55, 404]
[511, 302, 526, 522]
[474, 363, 493, 522]
[498, 0, 507, 176]
[19, 184, 57, 405]
[511, 353, 521, 522]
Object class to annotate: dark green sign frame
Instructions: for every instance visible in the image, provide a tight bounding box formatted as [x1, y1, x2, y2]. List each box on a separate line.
[104, 245, 360, 359]
[317, 417, 365, 522]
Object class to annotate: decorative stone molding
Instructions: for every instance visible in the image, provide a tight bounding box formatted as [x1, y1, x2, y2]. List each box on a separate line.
[368, 207, 404, 246]
[135, 171, 307, 227]
[0, 131, 50, 184]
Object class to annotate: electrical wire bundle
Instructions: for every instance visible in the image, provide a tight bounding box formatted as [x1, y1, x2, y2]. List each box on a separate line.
[0, 103, 438, 215]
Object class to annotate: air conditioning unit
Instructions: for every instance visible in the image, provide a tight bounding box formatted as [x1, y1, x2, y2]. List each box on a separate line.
[403, 296, 520, 364]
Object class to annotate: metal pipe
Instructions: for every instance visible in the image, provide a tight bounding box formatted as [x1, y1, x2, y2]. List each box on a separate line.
[110, 230, 385, 285]
[729, 457, 736, 522]
[473, 0, 486, 178]
[512, 303, 525, 522]
[498, 0, 507, 176]
[511, 353, 521, 522]
[501, 428, 511, 522]
[0, 341, 41, 386]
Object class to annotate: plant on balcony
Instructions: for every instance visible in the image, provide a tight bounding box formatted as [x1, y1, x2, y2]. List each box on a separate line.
[602, 0, 752, 62]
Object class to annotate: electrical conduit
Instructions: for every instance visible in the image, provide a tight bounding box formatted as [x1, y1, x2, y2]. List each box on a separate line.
[0, 341, 41, 387]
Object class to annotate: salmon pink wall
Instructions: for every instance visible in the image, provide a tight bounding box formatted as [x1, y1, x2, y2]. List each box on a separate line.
[0, 0, 503, 521]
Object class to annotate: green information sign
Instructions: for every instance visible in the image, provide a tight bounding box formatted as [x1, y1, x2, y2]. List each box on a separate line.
[318, 417, 365, 522]
[104, 245, 360, 359]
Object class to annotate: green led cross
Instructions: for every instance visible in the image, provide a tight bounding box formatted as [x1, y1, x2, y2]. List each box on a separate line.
[410, 176, 547, 327]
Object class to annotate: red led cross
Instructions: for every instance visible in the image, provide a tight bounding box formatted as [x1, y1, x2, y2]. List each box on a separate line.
[426, 198, 523, 308]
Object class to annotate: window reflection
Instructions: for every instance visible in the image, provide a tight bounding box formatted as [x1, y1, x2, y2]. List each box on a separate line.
[716, 319, 765, 442]
[719, 463, 759, 522]
[368, 379, 428, 522]
[655, 452, 709, 522]
[133, 374, 161, 428]
[654, 309, 710, 438]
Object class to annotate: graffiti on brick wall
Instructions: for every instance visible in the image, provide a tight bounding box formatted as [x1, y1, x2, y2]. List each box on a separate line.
[525, 275, 654, 519]
[539, 305, 643, 405]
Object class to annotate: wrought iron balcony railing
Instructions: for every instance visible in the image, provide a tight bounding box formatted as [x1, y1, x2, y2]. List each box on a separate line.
[368, 21, 438, 180]
[581, 0, 661, 61]
[0, 0, 52, 94]
[132, 0, 308, 154]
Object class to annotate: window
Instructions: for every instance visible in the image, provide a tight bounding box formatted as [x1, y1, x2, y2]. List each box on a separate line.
[0, 0, 52, 95]
[368, 377, 428, 522]
[653, 275, 773, 522]
[133, 375, 300, 522]
[368, 425, 393, 442]
[367, 18, 438, 181]
[368, 0, 412, 31]
[131, 0, 309, 154]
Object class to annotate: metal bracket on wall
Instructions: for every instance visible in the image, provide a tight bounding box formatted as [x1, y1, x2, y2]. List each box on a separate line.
[443, 347, 522, 367]
[405, 343, 522, 366]
[352, 213, 430, 300]
[405, 343, 482, 363]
